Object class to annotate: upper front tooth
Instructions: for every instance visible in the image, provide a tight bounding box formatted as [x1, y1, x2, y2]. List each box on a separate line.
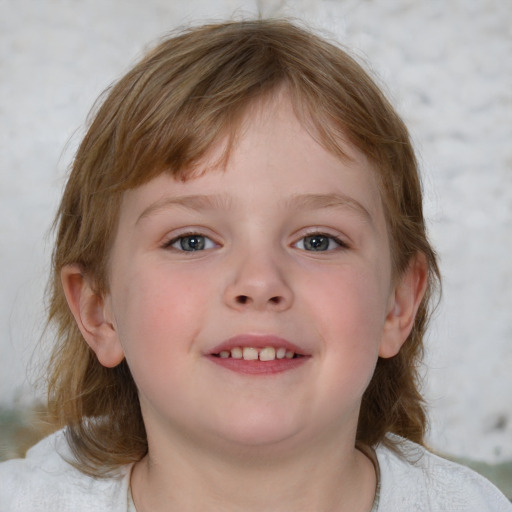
[231, 347, 243, 359]
[242, 347, 259, 360]
[259, 347, 276, 361]
[276, 347, 286, 359]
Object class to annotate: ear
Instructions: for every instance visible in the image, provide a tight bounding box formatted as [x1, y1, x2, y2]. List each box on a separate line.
[60, 264, 125, 368]
[379, 254, 428, 359]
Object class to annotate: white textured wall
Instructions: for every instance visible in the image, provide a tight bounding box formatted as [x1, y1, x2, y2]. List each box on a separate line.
[1, 0, 511, 462]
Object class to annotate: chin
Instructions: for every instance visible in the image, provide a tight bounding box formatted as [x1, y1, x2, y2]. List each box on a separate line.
[208, 410, 303, 449]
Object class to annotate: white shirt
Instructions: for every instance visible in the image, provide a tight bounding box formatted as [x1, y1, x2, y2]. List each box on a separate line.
[1, 429, 510, 511]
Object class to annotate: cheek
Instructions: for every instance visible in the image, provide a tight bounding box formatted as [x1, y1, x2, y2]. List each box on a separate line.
[111, 262, 210, 377]
[306, 264, 388, 338]
[300, 265, 389, 392]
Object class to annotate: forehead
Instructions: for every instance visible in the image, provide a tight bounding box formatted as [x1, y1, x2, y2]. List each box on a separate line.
[112, 84, 386, 206]
[119, 96, 384, 230]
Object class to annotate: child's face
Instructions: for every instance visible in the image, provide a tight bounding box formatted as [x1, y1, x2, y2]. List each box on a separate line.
[99, 96, 411, 452]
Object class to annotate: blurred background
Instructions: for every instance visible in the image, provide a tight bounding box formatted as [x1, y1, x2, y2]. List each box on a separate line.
[1, 0, 511, 496]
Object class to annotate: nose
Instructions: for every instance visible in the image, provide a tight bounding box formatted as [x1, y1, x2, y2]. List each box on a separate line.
[223, 250, 294, 312]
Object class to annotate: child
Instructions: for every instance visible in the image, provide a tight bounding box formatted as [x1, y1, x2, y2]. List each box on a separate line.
[1, 19, 510, 512]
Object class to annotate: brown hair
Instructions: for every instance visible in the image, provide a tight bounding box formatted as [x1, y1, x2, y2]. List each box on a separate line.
[47, 18, 440, 475]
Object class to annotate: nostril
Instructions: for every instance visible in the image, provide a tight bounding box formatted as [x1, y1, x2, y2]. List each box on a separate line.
[236, 295, 282, 305]
[235, 295, 283, 305]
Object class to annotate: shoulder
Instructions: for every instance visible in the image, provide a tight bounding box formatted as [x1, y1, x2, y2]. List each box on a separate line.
[0, 429, 132, 512]
[376, 435, 512, 512]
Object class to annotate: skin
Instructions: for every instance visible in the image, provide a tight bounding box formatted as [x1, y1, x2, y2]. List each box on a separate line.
[62, 93, 427, 512]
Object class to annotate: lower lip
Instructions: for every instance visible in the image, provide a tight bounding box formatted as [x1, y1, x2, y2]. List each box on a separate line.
[206, 355, 309, 375]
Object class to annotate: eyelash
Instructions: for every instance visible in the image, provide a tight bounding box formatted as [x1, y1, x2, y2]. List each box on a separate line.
[293, 232, 349, 252]
[162, 232, 217, 252]
[161, 231, 349, 253]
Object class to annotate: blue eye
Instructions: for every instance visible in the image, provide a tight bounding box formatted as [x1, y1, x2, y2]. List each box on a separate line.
[167, 234, 216, 251]
[295, 234, 344, 251]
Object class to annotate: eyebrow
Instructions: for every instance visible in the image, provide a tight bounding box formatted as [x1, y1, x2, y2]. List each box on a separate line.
[136, 194, 233, 224]
[284, 193, 374, 224]
[136, 192, 373, 225]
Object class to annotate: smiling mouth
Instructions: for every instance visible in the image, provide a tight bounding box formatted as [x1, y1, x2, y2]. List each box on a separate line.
[207, 336, 309, 375]
[212, 346, 302, 361]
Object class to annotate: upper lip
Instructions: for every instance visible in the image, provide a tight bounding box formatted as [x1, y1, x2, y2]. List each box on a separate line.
[208, 334, 307, 356]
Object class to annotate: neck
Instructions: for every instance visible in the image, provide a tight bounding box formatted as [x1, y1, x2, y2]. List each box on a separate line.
[131, 428, 377, 512]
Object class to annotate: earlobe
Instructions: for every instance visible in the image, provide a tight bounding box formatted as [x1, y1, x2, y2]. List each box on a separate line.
[60, 264, 125, 368]
[379, 254, 428, 359]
